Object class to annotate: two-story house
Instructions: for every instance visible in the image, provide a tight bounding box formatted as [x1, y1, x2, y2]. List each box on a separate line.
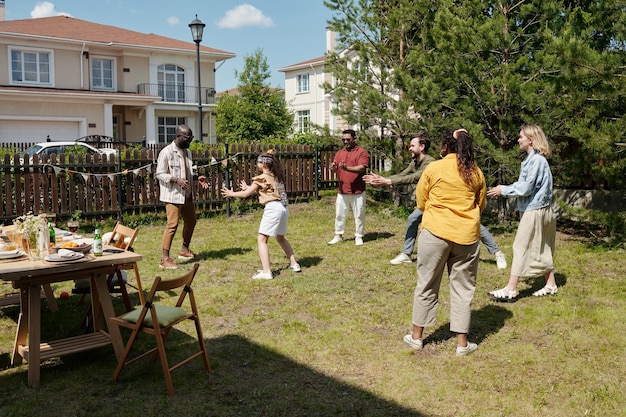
[281, 30, 403, 142]
[0, 13, 234, 144]
[279, 30, 349, 135]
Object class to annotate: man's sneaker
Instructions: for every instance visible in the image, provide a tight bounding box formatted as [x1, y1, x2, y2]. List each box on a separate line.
[495, 251, 507, 270]
[327, 236, 343, 245]
[355, 237, 364, 246]
[288, 263, 302, 273]
[178, 248, 195, 260]
[252, 271, 273, 280]
[456, 342, 478, 356]
[390, 253, 412, 265]
[159, 258, 178, 269]
[403, 334, 423, 350]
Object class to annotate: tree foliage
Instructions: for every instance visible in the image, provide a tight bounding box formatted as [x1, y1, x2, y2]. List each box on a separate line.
[216, 48, 293, 143]
[324, 0, 626, 189]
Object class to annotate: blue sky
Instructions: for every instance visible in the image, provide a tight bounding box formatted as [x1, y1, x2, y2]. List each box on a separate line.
[4, 0, 333, 91]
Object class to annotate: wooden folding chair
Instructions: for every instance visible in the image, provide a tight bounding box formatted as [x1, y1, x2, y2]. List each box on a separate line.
[105, 222, 143, 311]
[74, 222, 142, 331]
[110, 263, 210, 395]
[74, 222, 142, 307]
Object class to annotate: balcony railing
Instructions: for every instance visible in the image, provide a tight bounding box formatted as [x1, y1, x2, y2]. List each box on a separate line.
[137, 83, 217, 104]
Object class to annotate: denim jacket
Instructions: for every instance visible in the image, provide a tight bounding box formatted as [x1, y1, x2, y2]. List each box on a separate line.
[501, 150, 553, 212]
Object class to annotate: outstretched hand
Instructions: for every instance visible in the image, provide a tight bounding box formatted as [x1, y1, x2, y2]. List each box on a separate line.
[363, 172, 390, 187]
[221, 180, 251, 198]
[487, 185, 502, 198]
[198, 175, 210, 190]
[220, 186, 234, 198]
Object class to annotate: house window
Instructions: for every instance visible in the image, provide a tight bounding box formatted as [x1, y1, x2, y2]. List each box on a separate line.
[157, 117, 187, 144]
[296, 110, 311, 133]
[91, 57, 116, 90]
[157, 64, 186, 103]
[9, 46, 53, 86]
[297, 74, 309, 94]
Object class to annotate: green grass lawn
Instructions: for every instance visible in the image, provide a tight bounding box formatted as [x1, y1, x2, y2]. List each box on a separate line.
[1, 193, 625, 416]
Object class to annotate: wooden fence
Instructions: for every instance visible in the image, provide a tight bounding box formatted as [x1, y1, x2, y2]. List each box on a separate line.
[0, 143, 372, 223]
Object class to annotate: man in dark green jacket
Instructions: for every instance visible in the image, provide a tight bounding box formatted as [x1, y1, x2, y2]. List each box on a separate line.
[364, 133, 435, 264]
[365, 132, 508, 269]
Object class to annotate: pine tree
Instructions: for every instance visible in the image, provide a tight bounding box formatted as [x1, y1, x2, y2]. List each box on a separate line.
[324, 0, 626, 189]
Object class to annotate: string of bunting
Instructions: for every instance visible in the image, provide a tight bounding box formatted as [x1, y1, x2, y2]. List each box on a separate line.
[46, 163, 153, 185]
[195, 152, 242, 169]
[43, 152, 243, 185]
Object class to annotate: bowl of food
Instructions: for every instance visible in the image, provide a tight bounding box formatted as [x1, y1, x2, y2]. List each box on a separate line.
[56, 241, 93, 253]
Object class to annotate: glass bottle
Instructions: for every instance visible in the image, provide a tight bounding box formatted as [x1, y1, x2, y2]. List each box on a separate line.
[37, 227, 49, 260]
[93, 228, 103, 256]
[48, 222, 56, 249]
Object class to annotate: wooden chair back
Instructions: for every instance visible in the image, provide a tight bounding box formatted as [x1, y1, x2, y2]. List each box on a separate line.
[109, 222, 139, 250]
[106, 222, 143, 310]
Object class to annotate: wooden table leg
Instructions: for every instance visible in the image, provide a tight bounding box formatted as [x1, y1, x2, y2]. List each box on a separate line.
[28, 283, 41, 387]
[11, 288, 29, 366]
[42, 283, 59, 313]
[92, 274, 124, 360]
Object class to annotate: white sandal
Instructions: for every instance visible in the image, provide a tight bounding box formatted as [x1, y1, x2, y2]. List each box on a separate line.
[532, 285, 558, 297]
[488, 287, 518, 303]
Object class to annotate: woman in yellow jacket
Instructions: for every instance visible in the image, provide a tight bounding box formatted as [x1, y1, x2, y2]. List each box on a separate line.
[403, 129, 486, 356]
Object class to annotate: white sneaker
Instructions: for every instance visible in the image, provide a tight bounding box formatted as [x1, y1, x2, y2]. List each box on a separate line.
[403, 334, 423, 350]
[252, 271, 273, 280]
[495, 251, 508, 270]
[327, 236, 343, 245]
[390, 253, 412, 265]
[355, 237, 364, 246]
[456, 342, 477, 356]
[288, 263, 301, 273]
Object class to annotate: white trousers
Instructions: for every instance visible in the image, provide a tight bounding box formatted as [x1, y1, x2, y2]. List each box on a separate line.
[334, 192, 366, 238]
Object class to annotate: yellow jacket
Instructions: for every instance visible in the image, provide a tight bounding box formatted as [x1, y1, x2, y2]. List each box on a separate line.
[415, 154, 486, 245]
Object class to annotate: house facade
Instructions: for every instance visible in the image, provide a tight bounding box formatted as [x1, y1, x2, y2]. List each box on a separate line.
[279, 30, 349, 135]
[0, 14, 234, 145]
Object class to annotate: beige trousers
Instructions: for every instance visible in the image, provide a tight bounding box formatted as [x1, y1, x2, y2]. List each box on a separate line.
[412, 228, 479, 334]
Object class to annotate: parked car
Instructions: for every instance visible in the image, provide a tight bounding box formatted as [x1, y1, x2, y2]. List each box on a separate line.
[21, 141, 118, 164]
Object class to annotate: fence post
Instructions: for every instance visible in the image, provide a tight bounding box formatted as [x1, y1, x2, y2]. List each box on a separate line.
[225, 143, 231, 217]
[117, 152, 124, 223]
[314, 144, 320, 200]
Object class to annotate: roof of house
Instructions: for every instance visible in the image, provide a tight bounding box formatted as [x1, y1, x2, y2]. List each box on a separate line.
[216, 88, 241, 96]
[278, 56, 326, 72]
[0, 16, 235, 58]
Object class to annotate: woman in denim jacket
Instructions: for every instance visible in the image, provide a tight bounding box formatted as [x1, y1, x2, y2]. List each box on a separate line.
[486, 124, 557, 302]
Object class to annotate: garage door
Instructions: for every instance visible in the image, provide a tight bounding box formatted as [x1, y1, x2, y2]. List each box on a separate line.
[0, 120, 80, 144]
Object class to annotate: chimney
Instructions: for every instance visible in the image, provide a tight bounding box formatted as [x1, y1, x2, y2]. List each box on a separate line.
[326, 28, 336, 53]
[0, 0, 5, 22]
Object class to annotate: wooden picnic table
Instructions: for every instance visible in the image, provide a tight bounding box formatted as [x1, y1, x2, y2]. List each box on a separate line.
[0, 247, 142, 386]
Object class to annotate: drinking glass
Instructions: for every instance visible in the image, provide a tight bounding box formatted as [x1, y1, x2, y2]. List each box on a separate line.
[68, 221, 79, 234]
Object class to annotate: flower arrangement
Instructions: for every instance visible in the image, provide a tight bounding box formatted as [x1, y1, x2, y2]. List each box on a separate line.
[14, 213, 48, 237]
[13, 213, 48, 259]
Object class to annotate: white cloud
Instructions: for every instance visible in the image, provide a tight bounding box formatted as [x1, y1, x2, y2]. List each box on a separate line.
[217, 4, 274, 29]
[167, 16, 180, 26]
[31, 1, 72, 18]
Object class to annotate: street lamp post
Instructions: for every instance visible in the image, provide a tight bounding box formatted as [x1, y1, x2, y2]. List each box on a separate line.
[189, 15, 205, 141]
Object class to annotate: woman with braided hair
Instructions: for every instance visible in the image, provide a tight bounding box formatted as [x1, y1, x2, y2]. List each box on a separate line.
[403, 129, 486, 356]
[221, 149, 300, 280]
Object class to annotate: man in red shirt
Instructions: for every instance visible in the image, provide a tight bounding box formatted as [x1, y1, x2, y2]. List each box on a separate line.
[328, 129, 370, 246]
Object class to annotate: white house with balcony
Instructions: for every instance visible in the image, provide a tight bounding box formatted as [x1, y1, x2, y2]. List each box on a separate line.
[0, 13, 234, 144]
